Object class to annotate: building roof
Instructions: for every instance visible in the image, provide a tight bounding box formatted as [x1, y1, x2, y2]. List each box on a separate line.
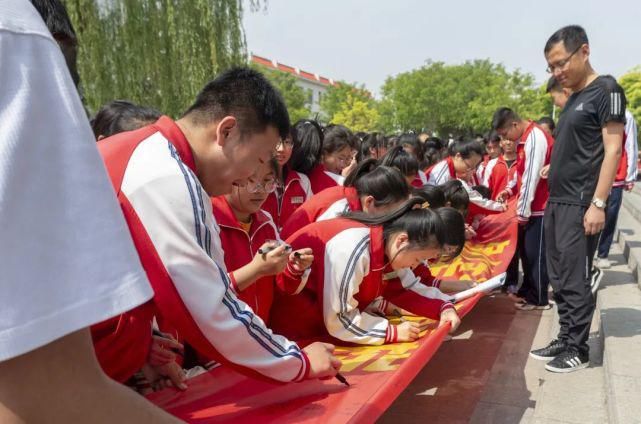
[251, 53, 335, 87]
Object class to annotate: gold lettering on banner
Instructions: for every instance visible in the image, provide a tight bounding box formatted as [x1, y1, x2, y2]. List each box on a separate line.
[430, 241, 509, 282]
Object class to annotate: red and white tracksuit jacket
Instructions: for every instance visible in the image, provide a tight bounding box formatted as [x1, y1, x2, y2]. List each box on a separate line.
[478, 156, 509, 201]
[424, 157, 505, 216]
[503, 122, 553, 223]
[613, 109, 639, 187]
[307, 164, 344, 194]
[92, 116, 310, 383]
[212, 196, 283, 324]
[280, 185, 362, 240]
[262, 168, 313, 231]
[270, 218, 454, 345]
[410, 170, 429, 188]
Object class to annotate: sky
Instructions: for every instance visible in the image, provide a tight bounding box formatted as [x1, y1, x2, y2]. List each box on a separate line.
[243, 0, 641, 97]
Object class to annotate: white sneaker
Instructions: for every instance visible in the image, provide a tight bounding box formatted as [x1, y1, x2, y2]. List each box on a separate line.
[594, 257, 612, 269]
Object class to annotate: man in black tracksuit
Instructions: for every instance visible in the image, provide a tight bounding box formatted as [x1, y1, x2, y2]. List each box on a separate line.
[529, 25, 626, 373]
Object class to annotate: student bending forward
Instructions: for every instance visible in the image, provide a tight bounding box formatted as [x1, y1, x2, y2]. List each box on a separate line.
[271, 198, 461, 345]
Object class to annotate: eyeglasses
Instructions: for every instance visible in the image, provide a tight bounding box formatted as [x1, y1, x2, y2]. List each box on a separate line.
[462, 157, 479, 171]
[276, 138, 294, 149]
[546, 45, 582, 74]
[246, 179, 278, 194]
[334, 155, 353, 164]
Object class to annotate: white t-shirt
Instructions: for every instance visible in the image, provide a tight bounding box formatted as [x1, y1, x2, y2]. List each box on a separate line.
[0, 0, 153, 361]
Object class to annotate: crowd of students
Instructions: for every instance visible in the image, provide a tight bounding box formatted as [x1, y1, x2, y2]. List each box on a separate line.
[1, 1, 638, 422]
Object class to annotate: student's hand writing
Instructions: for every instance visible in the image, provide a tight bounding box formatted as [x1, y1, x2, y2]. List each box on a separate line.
[303, 342, 341, 379]
[395, 321, 420, 342]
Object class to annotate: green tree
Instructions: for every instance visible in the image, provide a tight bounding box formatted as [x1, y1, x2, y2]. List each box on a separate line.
[620, 68, 641, 143]
[65, 0, 251, 116]
[331, 93, 381, 132]
[320, 82, 373, 122]
[378, 59, 549, 136]
[252, 65, 311, 123]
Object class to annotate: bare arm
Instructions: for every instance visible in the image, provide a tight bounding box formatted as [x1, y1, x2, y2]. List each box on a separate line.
[0, 329, 181, 424]
[584, 122, 624, 235]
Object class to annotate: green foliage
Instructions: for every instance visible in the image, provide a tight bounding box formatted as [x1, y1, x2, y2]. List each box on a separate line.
[378, 60, 549, 136]
[252, 65, 311, 123]
[65, 0, 250, 117]
[620, 68, 641, 143]
[320, 82, 378, 132]
[331, 93, 381, 132]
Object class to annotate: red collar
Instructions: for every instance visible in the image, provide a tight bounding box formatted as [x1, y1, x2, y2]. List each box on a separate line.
[518, 120, 537, 144]
[211, 196, 271, 235]
[446, 157, 457, 179]
[153, 116, 197, 173]
[369, 225, 386, 272]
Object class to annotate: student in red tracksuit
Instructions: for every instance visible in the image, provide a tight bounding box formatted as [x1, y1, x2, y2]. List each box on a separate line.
[493, 108, 554, 310]
[281, 160, 410, 239]
[213, 158, 313, 324]
[91, 68, 339, 387]
[270, 198, 461, 345]
[479, 155, 509, 201]
[424, 140, 507, 218]
[262, 128, 313, 231]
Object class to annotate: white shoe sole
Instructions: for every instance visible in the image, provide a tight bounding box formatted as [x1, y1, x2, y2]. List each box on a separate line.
[545, 362, 589, 373]
[529, 351, 557, 361]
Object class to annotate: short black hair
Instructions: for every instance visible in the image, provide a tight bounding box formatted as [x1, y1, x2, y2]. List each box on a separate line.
[537, 116, 556, 132]
[183, 67, 290, 139]
[472, 185, 491, 200]
[544, 25, 589, 55]
[491, 107, 520, 131]
[30, 0, 80, 87]
[91, 100, 161, 139]
[488, 130, 501, 143]
[322, 124, 358, 155]
[441, 179, 470, 213]
[447, 139, 485, 159]
[546, 76, 563, 93]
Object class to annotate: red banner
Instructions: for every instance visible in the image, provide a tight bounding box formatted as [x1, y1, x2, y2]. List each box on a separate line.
[147, 202, 518, 422]
[148, 296, 481, 424]
[430, 199, 518, 282]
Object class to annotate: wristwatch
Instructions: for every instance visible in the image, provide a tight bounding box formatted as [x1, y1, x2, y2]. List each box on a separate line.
[591, 197, 606, 209]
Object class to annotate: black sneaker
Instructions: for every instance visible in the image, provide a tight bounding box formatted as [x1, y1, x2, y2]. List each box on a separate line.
[545, 348, 589, 373]
[529, 339, 566, 361]
[591, 266, 603, 295]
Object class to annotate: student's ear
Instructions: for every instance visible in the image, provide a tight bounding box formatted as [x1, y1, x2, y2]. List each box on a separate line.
[395, 232, 410, 249]
[215, 116, 237, 146]
[361, 195, 376, 213]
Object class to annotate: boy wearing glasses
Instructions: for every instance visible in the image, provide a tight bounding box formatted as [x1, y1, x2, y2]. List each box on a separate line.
[530, 25, 626, 373]
[212, 158, 314, 324]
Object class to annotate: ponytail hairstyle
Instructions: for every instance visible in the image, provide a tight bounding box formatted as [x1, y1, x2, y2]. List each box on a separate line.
[357, 132, 389, 161]
[440, 179, 470, 214]
[289, 119, 324, 175]
[422, 136, 444, 169]
[378, 145, 419, 179]
[435, 207, 466, 260]
[447, 139, 485, 159]
[344, 159, 410, 207]
[343, 197, 446, 252]
[412, 185, 446, 209]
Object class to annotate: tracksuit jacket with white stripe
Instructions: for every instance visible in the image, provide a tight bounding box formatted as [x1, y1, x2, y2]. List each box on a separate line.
[613, 109, 639, 187]
[503, 121, 553, 222]
[92, 116, 310, 383]
[270, 218, 454, 345]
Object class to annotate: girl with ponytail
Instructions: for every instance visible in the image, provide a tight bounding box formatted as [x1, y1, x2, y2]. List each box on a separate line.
[280, 159, 410, 239]
[270, 198, 461, 346]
